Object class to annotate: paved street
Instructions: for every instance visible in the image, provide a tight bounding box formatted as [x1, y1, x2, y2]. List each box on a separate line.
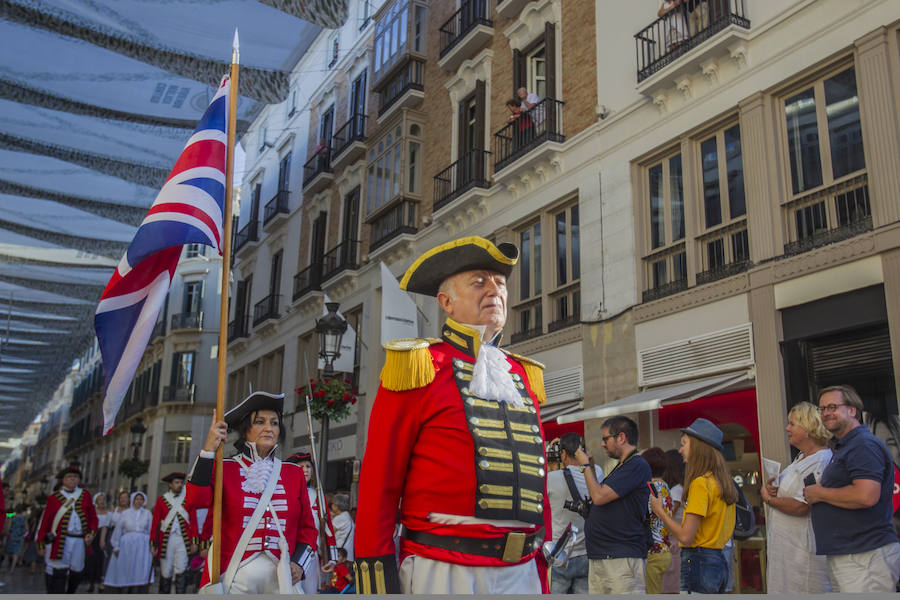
[0, 563, 164, 595]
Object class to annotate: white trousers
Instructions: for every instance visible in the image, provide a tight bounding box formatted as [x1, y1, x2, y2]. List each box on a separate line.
[399, 555, 541, 594]
[45, 536, 86, 574]
[228, 553, 305, 594]
[300, 553, 321, 594]
[828, 542, 900, 592]
[160, 534, 188, 579]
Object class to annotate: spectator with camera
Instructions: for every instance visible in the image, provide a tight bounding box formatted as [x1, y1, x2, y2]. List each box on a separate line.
[574, 416, 651, 594]
[546, 433, 604, 594]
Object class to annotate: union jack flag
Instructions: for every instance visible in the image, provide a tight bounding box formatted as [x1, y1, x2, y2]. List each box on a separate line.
[95, 76, 230, 433]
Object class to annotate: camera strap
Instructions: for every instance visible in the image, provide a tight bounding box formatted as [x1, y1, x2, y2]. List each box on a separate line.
[562, 466, 588, 503]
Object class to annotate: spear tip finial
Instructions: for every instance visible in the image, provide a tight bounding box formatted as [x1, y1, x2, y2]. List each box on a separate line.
[232, 29, 240, 63]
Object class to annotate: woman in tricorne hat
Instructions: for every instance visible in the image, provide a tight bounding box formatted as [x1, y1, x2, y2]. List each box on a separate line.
[649, 418, 737, 594]
[105, 491, 153, 593]
[185, 391, 317, 594]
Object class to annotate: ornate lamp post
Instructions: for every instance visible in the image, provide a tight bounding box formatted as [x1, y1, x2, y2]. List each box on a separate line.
[314, 302, 348, 487]
[129, 417, 147, 491]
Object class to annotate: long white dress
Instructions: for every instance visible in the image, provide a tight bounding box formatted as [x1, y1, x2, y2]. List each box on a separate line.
[766, 449, 833, 593]
[104, 504, 154, 587]
[332, 511, 354, 561]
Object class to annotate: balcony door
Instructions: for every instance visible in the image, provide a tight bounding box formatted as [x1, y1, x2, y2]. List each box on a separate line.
[311, 211, 328, 270]
[320, 106, 335, 148]
[270, 250, 283, 299]
[513, 22, 556, 100]
[249, 183, 261, 223]
[278, 152, 291, 192]
[457, 80, 486, 183]
[182, 281, 202, 314]
[350, 70, 367, 121]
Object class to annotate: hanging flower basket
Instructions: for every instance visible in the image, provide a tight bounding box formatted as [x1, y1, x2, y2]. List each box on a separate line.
[118, 457, 150, 480]
[296, 377, 358, 423]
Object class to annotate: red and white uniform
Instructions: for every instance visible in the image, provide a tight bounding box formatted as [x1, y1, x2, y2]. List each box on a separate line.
[301, 485, 338, 594]
[36, 487, 98, 573]
[354, 319, 551, 594]
[150, 491, 198, 578]
[185, 449, 318, 591]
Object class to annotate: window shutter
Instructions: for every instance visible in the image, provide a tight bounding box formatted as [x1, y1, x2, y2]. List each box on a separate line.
[545, 21, 557, 99]
[513, 48, 526, 95]
[458, 95, 468, 159]
[475, 79, 486, 151]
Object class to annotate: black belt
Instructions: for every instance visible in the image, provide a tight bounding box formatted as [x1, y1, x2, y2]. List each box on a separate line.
[402, 528, 544, 563]
[65, 533, 85, 538]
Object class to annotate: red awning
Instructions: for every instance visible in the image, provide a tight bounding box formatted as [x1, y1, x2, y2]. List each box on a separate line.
[658, 388, 759, 452]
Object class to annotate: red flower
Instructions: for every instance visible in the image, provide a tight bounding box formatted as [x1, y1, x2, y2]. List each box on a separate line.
[309, 378, 315, 383]
[352, 389, 358, 395]
[343, 394, 351, 401]
[351, 398, 357, 405]
[327, 400, 335, 406]
[344, 379, 351, 384]
[316, 390, 325, 398]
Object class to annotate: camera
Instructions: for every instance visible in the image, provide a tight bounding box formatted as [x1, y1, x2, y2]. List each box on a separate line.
[563, 497, 592, 519]
[546, 441, 561, 464]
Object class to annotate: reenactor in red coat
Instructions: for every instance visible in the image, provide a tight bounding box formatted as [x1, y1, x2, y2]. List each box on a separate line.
[150, 472, 199, 593]
[186, 391, 318, 593]
[35, 465, 98, 593]
[354, 236, 551, 594]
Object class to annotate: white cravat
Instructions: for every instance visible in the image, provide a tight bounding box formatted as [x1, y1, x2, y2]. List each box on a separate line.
[467, 334, 524, 408]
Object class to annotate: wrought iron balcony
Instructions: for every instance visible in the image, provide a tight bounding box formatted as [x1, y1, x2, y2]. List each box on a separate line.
[170, 311, 203, 331]
[511, 326, 543, 345]
[322, 239, 360, 282]
[234, 220, 259, 253]
[253, 294, 281, 326]
[493, 98, 565, 173]
[263, 190, 290, 225]
[162, 383, 195, 404]
[438, 0, 492, 70]
[151, 319, 165, 340]
[782, 175, 872, 257]
[303, 148, 332, 191]
[377, 58, 425, 118]
[634, 0, 750, 83]
[369, 200, 418, 251]
[332, 114, 367, 162]
[433, 149, 491, 212]
[228, 315, 250, 342]
[293, 263, 323, 301]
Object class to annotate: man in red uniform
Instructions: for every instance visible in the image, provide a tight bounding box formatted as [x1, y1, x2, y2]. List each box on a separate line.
[35, 465, 98, 593]
[354, 236, 551, 594]
[150, 472, 198, 594]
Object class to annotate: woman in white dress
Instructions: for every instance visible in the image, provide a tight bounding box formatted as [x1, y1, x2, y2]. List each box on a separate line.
[102, 491, 130, 591]
[761, 401, 833, 593]
[330, 493, 354, 561]
[104, 491, 154, 593]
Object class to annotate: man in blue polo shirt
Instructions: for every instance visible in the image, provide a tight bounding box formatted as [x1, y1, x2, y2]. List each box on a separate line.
[575, 416, 650, 594]
[805, 384, 900, 592]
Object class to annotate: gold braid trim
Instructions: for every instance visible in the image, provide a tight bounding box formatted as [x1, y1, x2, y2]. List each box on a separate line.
[379, 338, 440, 391]
[504, 351, 547, 404]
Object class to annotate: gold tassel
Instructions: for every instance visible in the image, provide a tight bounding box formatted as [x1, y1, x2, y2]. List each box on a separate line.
[380, 339, 436, 391]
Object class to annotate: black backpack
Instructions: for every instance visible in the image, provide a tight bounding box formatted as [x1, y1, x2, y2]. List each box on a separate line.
[732, 481, 756, 540]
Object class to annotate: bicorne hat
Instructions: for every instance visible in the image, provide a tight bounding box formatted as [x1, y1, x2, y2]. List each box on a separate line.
[161, 472, 186, 483]
[224, 391, 285, 429]
[400, 236, 518, 297]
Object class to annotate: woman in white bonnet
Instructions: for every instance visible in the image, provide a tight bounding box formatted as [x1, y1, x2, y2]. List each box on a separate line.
[104, 491, 154, 593]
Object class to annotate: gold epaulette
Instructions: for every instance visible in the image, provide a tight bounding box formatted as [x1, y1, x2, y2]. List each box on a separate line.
[380, 338, 441, 391]
[503, 351, 547, 404]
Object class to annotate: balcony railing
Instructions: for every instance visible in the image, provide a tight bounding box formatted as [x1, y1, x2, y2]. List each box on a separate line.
[322, 239, 360, 282]
[439, 0, 491, 58]
[332, 114, 367, 159]
[228, 315, 250, 342]
[163, 383, 195, 404]
[378, 58, 425, 117]
[696, 222, 751, 285]
[782, 174, 871, 257]
[263, 190, 290, 225]
[253, 294, 281, 326]
[511, 326, 543, 345]
[293, 263, 323, 301]
[642, 243, 688, 303]
[634, 0, 750, 83]
[303, 148, 332, 187]
[234, 220, 259, 253]
[170, 311, 203, 331]
[151, 320, 165, 340]
[433, 149, 491, 212]
[493, 98, 565, 172]
[369, 200, 418, 251]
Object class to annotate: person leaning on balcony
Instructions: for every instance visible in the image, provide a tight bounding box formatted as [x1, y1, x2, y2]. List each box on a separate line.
[353, 236, 551, 594]
[682, 0, 708, 36]
[506, 99, 534, 151]
[517, 87, 544, 128]
[658, 0, 687, 50]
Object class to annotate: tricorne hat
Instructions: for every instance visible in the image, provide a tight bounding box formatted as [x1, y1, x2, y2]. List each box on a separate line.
[161, 472, 186, 483]
[56, 464, 82, 480]
[680, 418, 724, 451]
[224, 391, 285, 428]
[285, 452, 312, 464]
[400, 236, 518, 297]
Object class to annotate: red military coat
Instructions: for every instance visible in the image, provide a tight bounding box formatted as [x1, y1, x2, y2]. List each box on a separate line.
[149, 493, 199, 559]
[185, 452, 318, 587]
[36, 487, 98, 560]
[354, 319, 551, 592]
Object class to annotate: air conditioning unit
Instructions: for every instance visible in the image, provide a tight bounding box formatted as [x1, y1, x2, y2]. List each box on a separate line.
[638, 323, 754, 387]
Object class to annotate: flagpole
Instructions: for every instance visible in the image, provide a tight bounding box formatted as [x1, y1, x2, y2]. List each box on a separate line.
[211, 29, 239, 585]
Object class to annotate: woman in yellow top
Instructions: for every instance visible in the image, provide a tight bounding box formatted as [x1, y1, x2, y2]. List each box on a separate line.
[650, 418, 737, 593]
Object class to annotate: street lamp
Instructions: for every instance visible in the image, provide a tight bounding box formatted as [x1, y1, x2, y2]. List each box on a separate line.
[314, 302, 348, 488]
[129, 417, 147, 491]
[316, 302, 348, 376]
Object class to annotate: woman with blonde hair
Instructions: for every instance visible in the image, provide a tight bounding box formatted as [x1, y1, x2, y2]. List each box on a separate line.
[650, 418, 737, 593]
[760, 401, 832, 593]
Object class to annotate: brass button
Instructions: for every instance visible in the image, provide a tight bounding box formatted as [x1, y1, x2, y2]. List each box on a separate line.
[469, 417, 479, 425]
[479, 460, 490, 470]
[466, 398, 476, 406]
[531, 425, 539, 433]
[461, 387, 470, 395]
[538, 456, 545, 465]
[538, 468, 545, 477]
[533, 436, 542, 443]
